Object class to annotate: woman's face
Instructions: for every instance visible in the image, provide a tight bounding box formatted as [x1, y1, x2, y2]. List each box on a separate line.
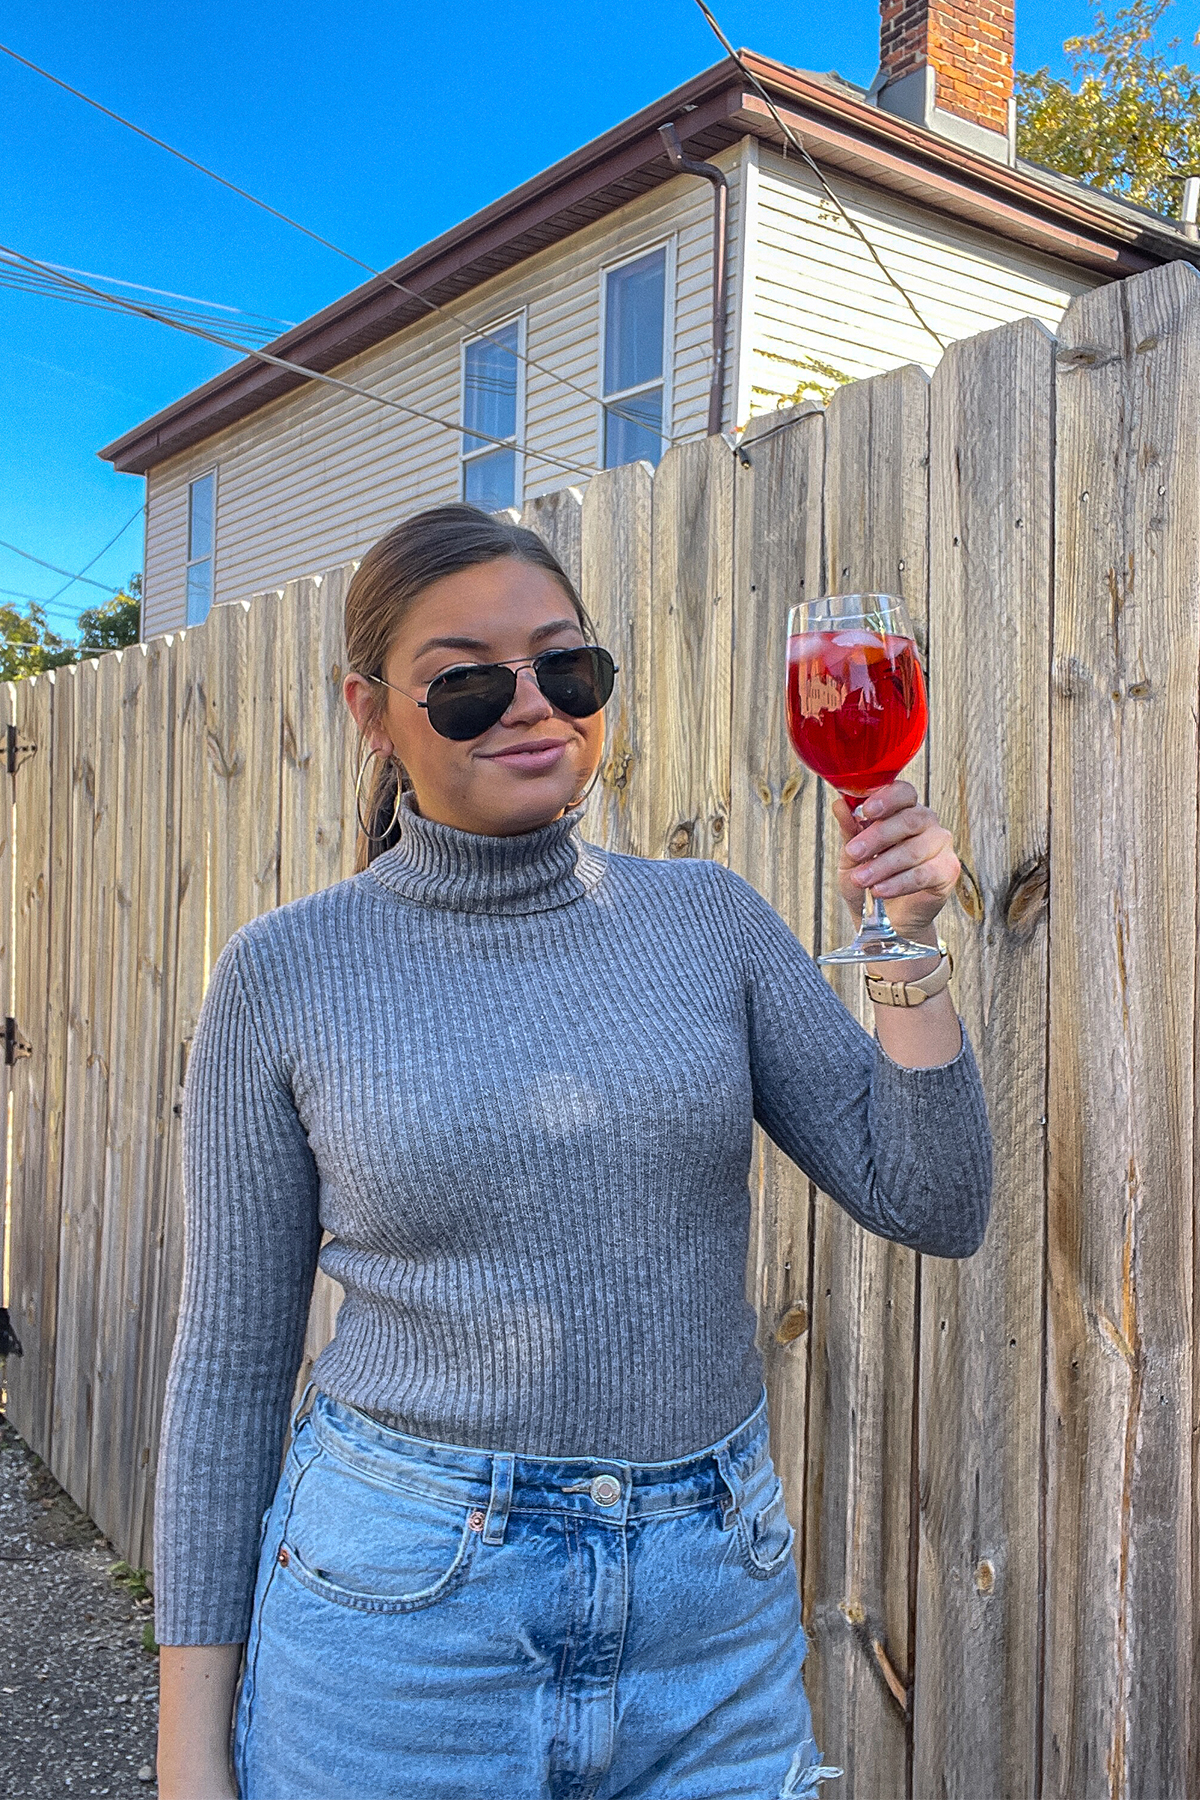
[343, 557, 605, 837]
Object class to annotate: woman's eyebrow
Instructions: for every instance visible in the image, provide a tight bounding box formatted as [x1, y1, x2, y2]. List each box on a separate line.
[410, 619, 581, 662]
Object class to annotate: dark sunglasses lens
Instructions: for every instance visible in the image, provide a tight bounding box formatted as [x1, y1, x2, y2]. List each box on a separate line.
[425, 664, 516, 740]
[537, 646, 616, 717]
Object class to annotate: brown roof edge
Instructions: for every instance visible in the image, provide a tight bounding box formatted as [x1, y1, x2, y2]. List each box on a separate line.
[100, 48, 1200, 476]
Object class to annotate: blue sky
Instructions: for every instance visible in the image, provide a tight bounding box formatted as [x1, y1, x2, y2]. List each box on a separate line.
[2, 0, 1195, 636]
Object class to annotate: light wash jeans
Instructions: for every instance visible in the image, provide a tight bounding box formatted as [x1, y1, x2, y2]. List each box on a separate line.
[233, 1380, 842, 1799]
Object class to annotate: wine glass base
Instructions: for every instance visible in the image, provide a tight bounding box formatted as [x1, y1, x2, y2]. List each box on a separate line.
[818, 932, 939, 967]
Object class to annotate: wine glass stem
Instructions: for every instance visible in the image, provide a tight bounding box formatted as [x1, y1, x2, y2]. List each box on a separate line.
[861, 886, 891, 939]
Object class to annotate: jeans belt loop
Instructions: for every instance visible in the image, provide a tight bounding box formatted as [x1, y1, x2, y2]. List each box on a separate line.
[483, 1453, 515, 1545]
[714, 1444, 742, 1530]
[288, 1376, 317, 1440]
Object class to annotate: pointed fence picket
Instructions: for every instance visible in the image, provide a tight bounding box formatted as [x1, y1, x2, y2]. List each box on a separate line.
[3, 260, 1200, 1796]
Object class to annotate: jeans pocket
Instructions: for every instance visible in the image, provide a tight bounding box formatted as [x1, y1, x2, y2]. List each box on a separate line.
[736, 1469, 796, 1579]
[281, 1453, 480, 1614]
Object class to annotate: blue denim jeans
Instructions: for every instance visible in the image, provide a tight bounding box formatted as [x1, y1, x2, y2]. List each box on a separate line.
[233, 1381, 842, 1799]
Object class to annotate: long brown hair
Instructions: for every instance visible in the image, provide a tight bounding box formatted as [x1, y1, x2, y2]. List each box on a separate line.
[345, 503, 594, 869]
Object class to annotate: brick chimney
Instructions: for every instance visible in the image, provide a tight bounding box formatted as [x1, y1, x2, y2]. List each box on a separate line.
[870, 0, 1016, 165]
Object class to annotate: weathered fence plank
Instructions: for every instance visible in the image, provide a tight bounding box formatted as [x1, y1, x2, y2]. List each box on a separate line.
[126, 639, 183, 1565]
[646, 437, 734, 864]
[87, 647, 151, 1549]
[279, 571, 358, 1427]
[1044, 262, 1200, 1800]
[728, 405, 825, 1585]
[138, 624, 210, 1567]
[0, 681, 13, 1354]
[580, 461, 654, 856]
[203, 597, 282, 961]
[8, 674, 62, 1457]
[805, 364, 930, 1796]
[915, 315, 1055, 1798]
[51, 658, 105, 1504]
[520, 486, 584, 595]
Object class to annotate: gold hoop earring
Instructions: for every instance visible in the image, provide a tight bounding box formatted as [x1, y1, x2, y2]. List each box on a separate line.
[354, 747, 403, 841]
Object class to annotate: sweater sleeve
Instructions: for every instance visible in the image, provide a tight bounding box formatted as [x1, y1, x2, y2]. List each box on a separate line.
[152, 928, 322, 1647]
[717, 865, 993, 1259]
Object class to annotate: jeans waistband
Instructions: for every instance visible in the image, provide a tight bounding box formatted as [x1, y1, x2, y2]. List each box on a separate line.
[288, 1380, 771, 1533]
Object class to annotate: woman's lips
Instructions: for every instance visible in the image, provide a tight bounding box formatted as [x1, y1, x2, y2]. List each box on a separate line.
[482, 740, 569, 773]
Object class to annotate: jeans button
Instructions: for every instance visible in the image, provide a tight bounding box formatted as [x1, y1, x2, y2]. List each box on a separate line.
[590, 1474, 621, 1506]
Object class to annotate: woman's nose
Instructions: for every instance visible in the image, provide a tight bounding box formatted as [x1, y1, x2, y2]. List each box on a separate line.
[500, 664, 554, 724]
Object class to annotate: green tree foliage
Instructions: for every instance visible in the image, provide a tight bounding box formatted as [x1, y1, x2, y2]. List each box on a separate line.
[0, 573, 141, 684]
[0, 600, 77, 684]
[1016, 0, 1200, 217]
[77, 574, 141, 654]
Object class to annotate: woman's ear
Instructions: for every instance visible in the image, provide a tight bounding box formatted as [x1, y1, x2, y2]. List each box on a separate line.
[343, 672, 394, 756]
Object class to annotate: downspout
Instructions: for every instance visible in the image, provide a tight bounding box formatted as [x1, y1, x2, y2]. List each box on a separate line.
[659, 122, 730, 438]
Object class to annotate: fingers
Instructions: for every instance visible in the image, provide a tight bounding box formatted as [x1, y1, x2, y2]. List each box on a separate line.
[844, 802, 942, 866]
[852, 780, 919, 823]
[849, 820, 964, 896]
[866, 848, 960, 901]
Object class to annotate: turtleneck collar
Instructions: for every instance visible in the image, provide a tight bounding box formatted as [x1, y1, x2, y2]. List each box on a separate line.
[366, 789, 607, 916]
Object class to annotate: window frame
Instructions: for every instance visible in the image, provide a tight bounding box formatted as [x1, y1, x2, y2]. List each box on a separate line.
[597, 236, 676, 471]
[459, 309, 526, 512]
[185, 465, 218, 626]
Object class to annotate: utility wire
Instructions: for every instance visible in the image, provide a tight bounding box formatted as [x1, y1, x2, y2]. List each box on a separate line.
[692, 0, 947, 355]
[0, 243, 602, 481]
[0, 260, 287, 345]
[0, 39, 667, 439]
[0, 535, 116, 590]
[47, 501, 145, 603]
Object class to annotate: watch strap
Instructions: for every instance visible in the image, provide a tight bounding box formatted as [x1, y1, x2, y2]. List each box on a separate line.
[865, 941, 954, 1007]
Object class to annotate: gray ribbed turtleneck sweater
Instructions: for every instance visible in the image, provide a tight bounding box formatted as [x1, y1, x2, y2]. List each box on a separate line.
[153, 792, 992, 1645]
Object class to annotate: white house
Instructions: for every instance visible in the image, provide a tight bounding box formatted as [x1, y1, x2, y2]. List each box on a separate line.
[100, 0, 1200, 639]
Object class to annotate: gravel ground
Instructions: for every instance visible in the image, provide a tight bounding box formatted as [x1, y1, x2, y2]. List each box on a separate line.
[0, 1376, 160, 1797]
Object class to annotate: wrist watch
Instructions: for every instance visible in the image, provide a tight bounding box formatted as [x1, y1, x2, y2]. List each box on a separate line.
[864, 939, 954, 1007]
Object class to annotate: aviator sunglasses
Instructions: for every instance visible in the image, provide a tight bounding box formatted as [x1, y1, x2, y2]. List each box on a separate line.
[366, 644, 618, 741]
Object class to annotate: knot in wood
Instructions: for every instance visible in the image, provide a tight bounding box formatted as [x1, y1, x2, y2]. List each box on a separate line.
[954, 864, 985, 924]
[668, 821, 695, 857]
[775, 1304, 809, 1346]
[1003, 855, 1049, 940]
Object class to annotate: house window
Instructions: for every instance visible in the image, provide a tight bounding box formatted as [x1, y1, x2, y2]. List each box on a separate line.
[186, 470, 216, 625]
[461, 316, 522, 512]
[601, 245, 669, 469]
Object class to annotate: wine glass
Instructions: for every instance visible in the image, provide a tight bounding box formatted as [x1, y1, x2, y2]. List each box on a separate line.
[786, 593, 933, 965]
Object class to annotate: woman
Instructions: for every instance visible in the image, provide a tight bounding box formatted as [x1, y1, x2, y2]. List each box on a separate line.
[155, 504, 991, 1800]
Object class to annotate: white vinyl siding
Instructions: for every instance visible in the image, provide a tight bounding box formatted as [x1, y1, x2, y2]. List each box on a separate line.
[746, 145, 1102, 416]
[140, 141, 747, 638]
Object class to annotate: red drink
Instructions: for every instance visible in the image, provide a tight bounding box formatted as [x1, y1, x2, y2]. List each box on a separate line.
[786, 629, 927, 803]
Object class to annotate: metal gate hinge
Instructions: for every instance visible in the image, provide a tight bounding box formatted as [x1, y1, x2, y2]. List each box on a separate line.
[4, 1017, 31, 1065]
[5, 723, 37, 777]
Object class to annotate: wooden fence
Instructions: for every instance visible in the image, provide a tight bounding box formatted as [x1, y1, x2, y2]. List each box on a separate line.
[3, 257, 1200, 1797]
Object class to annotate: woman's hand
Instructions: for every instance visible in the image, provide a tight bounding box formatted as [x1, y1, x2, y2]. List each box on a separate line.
[833, 780, 960, 942]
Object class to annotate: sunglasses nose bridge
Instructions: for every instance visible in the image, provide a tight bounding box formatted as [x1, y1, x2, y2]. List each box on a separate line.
[502, 660, 553, 711]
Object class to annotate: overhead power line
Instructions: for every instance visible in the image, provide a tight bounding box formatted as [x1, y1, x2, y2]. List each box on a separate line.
[0, 39, 667, 439]
[47, 501, 145, 603]
[0, 244, 602, 482]
[692, 0, 948, 356]
[0, 256, 289, 346]
[0, 535, 117, 590]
